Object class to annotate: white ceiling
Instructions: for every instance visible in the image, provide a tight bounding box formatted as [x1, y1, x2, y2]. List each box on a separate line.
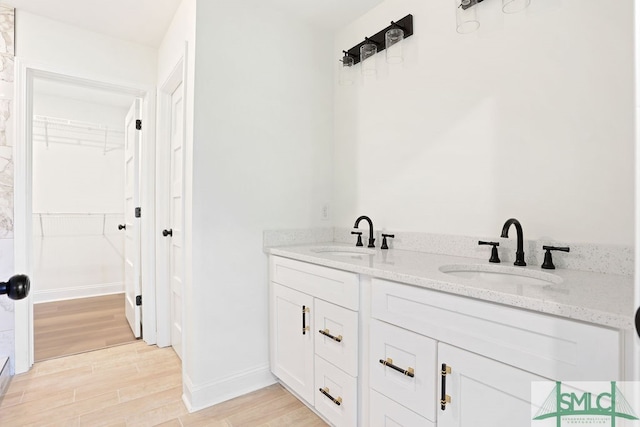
[5, 0, 386, 47]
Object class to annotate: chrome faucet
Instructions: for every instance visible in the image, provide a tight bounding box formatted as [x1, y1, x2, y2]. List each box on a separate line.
[500, 218, 526, 266]
[354, 215, 375, 248]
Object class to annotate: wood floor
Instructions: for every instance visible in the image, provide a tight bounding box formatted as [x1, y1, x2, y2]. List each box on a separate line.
[0, 341, 326, 426]
[34, 294, 138, 361]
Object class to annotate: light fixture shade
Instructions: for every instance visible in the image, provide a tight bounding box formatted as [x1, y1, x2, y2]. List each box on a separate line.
[455, 0, 480, 34]
[385, 28, 404, 64]
[502, 0, 530, 13]
[339, 55, 355, 86]
[360, 43, 377, 76]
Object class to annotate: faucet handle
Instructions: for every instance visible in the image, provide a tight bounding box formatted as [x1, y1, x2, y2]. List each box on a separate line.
[351, 231, 363, 247]
[381, 234, 395, 250]
[478, 241, 500, 263]
[541, 245, 570, 269]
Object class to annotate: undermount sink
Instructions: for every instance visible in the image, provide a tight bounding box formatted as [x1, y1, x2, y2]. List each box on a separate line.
[439, 264, 562, 287]
[310, 246, 376, 257]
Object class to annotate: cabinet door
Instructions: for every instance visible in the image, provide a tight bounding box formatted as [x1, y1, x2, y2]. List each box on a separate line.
[270, 283, 315, 404]
[438, 343, 547, 427]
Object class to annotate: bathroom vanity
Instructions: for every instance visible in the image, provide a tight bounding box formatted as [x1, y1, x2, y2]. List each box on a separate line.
[267, 244, 634, 427]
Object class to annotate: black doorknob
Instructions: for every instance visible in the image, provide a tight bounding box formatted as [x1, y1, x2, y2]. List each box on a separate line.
[635, 306, 640, 339]
[118, 224, 126, 230]
[162, 229, 173, 237]
[0, 274, 30, 300]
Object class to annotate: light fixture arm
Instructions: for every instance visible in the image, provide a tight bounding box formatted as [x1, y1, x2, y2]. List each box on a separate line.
[364, 37, 381, 47]
[340, 50, 356, 64]
[389, 20, 408, 32]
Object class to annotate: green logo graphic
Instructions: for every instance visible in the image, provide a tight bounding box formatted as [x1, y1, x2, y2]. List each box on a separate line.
[533, 381, 639, 427]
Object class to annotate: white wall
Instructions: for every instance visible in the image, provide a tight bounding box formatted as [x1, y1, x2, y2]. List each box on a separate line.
[186, 0, 333, 410]
[33, 91, 129, 127]
[334, 0, 634, 246]
[32, 93, 127, 213]
[16, 11, 157, 87]
[31, 232, 124, 302]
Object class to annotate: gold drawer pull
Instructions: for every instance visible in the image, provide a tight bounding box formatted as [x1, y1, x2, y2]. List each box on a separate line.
[319, 329, 343, 342]
[379, 358, 415, 378]
[319, 387, 342, 406]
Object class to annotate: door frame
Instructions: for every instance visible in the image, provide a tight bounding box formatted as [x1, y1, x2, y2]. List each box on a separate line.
[14, 59, 157, 373]
[156, 45, 187, 350]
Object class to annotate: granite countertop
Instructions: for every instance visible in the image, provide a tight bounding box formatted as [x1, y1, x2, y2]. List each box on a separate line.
[267, 243, 634, 330]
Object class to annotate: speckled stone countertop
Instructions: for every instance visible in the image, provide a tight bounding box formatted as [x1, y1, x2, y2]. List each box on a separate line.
[267, 243, 634, 330]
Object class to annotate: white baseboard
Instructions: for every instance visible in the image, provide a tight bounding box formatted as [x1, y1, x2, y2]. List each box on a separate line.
[32, 282, 124, 303]
[182, 364, 276, 413]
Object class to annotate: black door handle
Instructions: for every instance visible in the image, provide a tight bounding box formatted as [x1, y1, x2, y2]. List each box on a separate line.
[162, 229, 173, 237]
[0, 274, 30, 300]
[118, 224, 126, 230]
[635, 306, 640, 339]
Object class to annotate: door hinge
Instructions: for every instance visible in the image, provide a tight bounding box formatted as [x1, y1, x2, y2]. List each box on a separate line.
[136, 295, 142, 306]
[135, 207, 141, 218]
[136, 119, 142, 130]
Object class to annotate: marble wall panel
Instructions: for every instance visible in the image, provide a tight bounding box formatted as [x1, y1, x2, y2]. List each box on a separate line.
[0, 4, 12, 239]
[0, 4, 15, 373]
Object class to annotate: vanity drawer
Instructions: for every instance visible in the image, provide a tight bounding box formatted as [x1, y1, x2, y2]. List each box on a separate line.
[370, 389, 435, 427]
[314, 355, 357, 427]
[314, 299, 358, 377]
[271, 256, 359, 310]
[371, 278, 621, 381]
[370, 319, 437, 421]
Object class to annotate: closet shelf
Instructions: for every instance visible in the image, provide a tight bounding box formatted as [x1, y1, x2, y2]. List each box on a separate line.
[33, 115, 125, 154]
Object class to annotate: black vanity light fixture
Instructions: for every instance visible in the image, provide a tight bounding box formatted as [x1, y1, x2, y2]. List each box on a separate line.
[339, 14, 414, 84]
[456, 0, 530, 34]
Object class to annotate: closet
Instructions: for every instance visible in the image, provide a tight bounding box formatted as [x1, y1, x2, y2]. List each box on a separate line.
[31, 78, 135, 360]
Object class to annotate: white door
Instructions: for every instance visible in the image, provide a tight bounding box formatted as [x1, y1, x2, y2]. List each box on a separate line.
[168, 82, 184, 359]
[270, 283, 314, 403]
[438, 343, 546, 427]
[124, 99, 142, 338]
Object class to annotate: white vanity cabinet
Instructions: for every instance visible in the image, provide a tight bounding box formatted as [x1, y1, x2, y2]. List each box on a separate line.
[269, 256, 360, 426]
[268, 251, 627, 427]
[369, 278, 623, 427]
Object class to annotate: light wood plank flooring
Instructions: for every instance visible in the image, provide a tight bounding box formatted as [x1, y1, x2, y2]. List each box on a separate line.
[0, 341, 326, 426]
[34, 294, 137, 361]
